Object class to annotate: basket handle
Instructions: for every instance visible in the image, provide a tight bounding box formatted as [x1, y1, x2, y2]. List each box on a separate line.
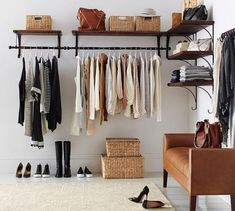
[118, 16, 128, 21]
[144, 17, 153, 21]
[34, 16, 43, 21]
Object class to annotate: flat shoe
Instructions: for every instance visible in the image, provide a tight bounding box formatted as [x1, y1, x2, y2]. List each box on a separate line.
[142, 200, 165, 209]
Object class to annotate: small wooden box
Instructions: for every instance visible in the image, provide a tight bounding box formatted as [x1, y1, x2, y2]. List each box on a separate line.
[172, 13, 182, 27]
[136, 16, 160, 32]
[26, 15, 52, 30]
[106, 138, 140, 157]
[101, 154, 144, 179]
[109, 16, 135, 31]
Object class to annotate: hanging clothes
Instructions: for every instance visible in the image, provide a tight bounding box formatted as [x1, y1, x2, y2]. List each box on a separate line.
[18, 57, 26, 126]
[99, 53, 108, 125]
[24, 58, 34, 136]
[71, 52, 162, 136]
[43, 58, 51, 114]
[71, 54, 87, 136]
[153, 53, 162, 122]
[139, 54, 146, 117]
[115, 55, 124, 114]
[85, 56, 95, 135]
[133, 57, 141, 119]
[31, 57, 44, 148]
[47, 56, 62, 132]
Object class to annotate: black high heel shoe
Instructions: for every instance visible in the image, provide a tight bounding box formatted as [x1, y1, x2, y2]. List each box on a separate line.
[16, 163, 23, 178]
[23, 163, 31, 178]
[142, 200, 165, 209]
[129, 186, 149, 203]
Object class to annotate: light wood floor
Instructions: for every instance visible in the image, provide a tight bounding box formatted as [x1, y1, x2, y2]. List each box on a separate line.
[0, 172, 231, 211]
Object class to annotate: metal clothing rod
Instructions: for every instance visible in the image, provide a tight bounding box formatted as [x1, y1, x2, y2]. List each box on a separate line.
[9, 46, 66, 50]
[67, 47, 170, 50]
[9, 46, 170, 51]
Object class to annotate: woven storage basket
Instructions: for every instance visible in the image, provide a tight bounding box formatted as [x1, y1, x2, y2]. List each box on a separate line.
[106, 138, 140, 157]
[109, 16, 135, 31]
[101, 154, 144, 179]
[136, 16, 160, 32]
[26, 15, 52, 30]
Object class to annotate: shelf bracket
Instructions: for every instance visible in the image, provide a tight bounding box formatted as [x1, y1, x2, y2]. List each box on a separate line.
[182, 86, 198, 110]
[157, 35, 161, 57]
[166, 35, 170, 59]
[75, 34, 78, 57]
[181, 86, 212, 113]
[17, 34, 21, 58]
[57, 34, 61, 58]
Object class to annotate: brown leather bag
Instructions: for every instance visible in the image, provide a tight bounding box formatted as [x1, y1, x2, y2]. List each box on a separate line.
[77, 8, 106, 31]
[194, 119, 222, 148]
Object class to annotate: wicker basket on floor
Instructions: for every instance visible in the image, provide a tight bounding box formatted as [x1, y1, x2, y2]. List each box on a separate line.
[26, 15, 52, 30]
[109, 16, 135, 31]
[106, 138, 140, 157]
[101, 154, 144, 179]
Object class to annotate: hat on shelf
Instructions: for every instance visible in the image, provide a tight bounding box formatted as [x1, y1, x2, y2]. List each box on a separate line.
[140, 8, 157, 17]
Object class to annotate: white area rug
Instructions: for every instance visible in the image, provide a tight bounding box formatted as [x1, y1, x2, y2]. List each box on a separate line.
[0, 180, 175, 211]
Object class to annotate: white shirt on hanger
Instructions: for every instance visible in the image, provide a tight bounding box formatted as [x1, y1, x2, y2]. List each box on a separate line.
[94, 56, 100, 111]
[89, 56, 95, 120]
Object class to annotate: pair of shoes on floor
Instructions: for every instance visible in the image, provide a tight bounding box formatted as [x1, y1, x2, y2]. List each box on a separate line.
[77, 167, 93, 178]
[16, 162, 31, 178]
[34, 164, 50, 178]
[128, 186, 165, 209]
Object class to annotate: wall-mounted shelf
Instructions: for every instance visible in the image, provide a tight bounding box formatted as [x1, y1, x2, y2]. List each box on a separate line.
[168, 51, 213, 60]
[167, 80, 213, 87]
[167, 20, 214, 35]
[10, 30, 62, 58]
[72, 30, 167, 36]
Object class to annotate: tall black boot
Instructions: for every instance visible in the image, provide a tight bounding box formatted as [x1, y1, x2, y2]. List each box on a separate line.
[55, 141, 63, 178]
[64, 141, 71, 177]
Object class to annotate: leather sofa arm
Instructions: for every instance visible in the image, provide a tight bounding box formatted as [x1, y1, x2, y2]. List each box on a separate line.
[163, 133, 194, 152]
[189, 148, 235, 195]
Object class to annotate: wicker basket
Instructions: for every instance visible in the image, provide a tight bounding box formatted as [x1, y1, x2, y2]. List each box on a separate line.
[106, 138, 140, 157]
[136, 16, 160, 32]
[109, 16, 135, 31]
[26, 15, 52, 30]
[101, 154, 144, 179]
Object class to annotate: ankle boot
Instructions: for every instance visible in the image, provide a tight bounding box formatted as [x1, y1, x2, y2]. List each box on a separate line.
[64, 141, 71, 177]
[55, 141, 63, 178]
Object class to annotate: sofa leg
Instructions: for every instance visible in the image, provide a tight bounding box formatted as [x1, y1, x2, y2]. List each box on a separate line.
[163, 169, 168, 188]
[190, 195, 197, 211]
[231, 195, 235, 211]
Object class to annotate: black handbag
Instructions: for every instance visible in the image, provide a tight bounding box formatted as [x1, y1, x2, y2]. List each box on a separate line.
[183, 5, 208, 21]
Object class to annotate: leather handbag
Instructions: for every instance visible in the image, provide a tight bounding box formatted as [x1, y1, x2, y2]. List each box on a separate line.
[183, 5, 208, 21]
[77, 8, 106, 31]
[194, 120, 222, 148]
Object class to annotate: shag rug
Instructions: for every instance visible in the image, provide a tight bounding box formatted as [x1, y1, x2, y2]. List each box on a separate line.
[0, 180, 175, 211]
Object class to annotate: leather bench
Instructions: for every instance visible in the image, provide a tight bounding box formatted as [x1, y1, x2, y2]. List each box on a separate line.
[163, 133, 235, 211]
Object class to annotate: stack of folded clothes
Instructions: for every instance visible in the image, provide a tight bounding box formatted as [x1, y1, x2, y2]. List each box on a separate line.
[171, 66, 212, 82]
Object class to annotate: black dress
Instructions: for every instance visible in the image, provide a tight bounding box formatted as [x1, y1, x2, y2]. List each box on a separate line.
[18, 57, 26, 125]
[47, 56, 62, 131]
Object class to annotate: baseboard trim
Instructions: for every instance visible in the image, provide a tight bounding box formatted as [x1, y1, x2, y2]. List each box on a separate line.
[0, 153, 162, 174]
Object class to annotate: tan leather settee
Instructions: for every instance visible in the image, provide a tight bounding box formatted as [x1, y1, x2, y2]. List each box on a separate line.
[163, 133, 235, 211]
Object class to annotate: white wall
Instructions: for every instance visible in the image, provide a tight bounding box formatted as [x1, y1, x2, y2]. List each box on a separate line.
[0, 0, 190, 174]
